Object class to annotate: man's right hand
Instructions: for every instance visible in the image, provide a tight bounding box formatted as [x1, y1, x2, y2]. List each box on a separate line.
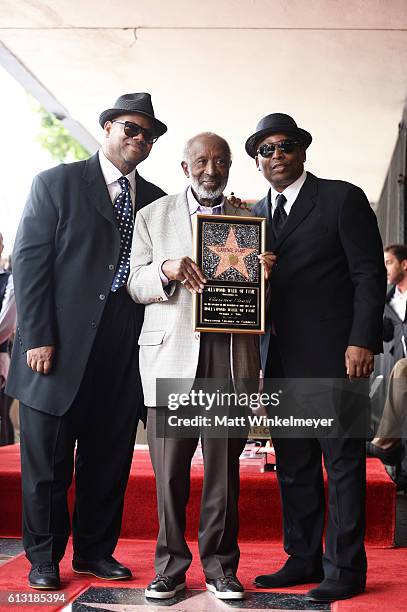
[162, 257, 206, 293]
[26, 346, 55, 374]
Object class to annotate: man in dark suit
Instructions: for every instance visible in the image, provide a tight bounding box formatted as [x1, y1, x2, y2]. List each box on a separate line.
[367, 244, 407, 476]
[6, 93, 167, 589]
[245, 113, 386, 602]
[383, 244, 407, 363]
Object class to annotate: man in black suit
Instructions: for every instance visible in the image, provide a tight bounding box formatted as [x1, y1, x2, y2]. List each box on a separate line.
[245, 113, 386, 602]
[6, 93, 167, 589]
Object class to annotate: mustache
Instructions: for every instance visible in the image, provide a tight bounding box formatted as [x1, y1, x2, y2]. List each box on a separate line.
[191, 176, 228, 200]
[127, 140, 147, 150]
[200, 173, 218, 180]
[271, 162, 287, 169]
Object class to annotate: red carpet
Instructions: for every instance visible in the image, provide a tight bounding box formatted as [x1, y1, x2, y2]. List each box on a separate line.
[0, 444, 396, 546]
[0, 444, 404, 610]
[0, 540, 407, 612]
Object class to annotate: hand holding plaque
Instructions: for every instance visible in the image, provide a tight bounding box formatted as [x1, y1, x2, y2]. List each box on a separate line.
[162, 256, 206, 293]
[258, 251, 277, 280]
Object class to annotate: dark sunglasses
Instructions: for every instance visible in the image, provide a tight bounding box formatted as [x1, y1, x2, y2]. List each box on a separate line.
[112, 120, 158, 144]
[257, 139, 301, 158]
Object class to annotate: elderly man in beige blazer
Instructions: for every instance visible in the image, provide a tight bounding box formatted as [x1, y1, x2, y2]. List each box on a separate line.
[128, 132, 274, 602]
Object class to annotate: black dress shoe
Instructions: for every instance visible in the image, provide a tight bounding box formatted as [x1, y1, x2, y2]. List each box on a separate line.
[366, 441, 402, 465]
[254, 567, 323, 588]
[305, 578, 366, 602]
[206, 576, 245, 600]
[29, 563, 60, 590]
[72, 556, 132, 580]
[145, 574, 186, 599]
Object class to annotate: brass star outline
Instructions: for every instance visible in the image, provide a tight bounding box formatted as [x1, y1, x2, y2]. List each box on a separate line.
[207, 226, 256, 280]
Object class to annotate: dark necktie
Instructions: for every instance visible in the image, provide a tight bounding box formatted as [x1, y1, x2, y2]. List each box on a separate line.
[111, 176, 134, 292]
[272, 193, 287, 238]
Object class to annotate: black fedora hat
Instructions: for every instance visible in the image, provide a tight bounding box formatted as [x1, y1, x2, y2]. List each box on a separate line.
[99, 92, 167, 138]
[245, 113, 312, 158]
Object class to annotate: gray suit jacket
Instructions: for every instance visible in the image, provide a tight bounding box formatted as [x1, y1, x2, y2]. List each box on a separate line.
[127, 190, 260, 406]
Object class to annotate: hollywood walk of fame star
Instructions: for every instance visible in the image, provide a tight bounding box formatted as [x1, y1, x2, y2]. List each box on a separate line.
[207, 226, 256, 280]
[74, 588, 317, 611]
[77, 590, 238, 610]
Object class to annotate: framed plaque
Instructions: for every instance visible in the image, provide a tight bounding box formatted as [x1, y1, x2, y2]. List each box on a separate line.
[192, 214, 266, 334]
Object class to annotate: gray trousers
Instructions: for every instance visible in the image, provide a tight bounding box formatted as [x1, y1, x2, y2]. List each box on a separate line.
[147, 332, 247, 580]
[374, 357, 407, 445]
[147, 408, 246, 579]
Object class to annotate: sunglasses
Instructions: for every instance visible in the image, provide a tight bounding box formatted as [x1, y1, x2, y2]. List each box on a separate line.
[112, 120, 158, 144]
[257, 139, 301, 158]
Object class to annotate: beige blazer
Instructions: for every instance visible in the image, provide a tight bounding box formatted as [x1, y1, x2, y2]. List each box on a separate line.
[127, 190, 260, 406]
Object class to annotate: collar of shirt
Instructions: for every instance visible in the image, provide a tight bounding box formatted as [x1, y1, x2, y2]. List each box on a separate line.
[391, 285, 407, 321]
[187, 186, 224, 216]
[98, 149, 136, 208]
[269, 170, 307, 216]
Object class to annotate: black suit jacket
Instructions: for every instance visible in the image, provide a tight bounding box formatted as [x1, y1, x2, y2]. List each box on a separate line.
[6, 153, 165, 415]
[253, 172, 386, 377]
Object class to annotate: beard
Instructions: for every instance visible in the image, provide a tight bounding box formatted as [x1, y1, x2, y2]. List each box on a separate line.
[190, 176, 228, 201]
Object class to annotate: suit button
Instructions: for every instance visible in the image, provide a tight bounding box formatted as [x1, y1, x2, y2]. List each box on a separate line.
[195, 332, 200, 340]
[91, 321, 97, 329]
[108, 264, 114, 270]
[99, 294, 106, 300]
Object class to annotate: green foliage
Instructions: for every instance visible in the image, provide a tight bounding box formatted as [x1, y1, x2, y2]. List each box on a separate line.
[33, 101, 90, 162]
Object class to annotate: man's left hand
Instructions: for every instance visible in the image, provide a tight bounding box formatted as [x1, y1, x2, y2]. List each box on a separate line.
[26, 345, 55, 375]
[345, 346, 374, 379]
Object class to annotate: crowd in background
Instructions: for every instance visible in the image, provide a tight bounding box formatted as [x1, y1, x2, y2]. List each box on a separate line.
[0, 231, 16, 446]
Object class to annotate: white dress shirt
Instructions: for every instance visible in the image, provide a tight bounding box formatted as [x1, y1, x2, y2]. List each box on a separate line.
[390, 285, 407, 322]
[269, 171, 306, 337]
[98, 149, 136, 209]
[269, 170, 307, 217]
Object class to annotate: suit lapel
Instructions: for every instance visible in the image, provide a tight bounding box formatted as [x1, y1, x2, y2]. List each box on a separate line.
[263, 191, 276, 250]
[169, 191, 193, 257]
[274, 173, 318, 251]
[254, 192, 275, 251]
[82, 153, 117, 227]
[135, 172, 149, 215]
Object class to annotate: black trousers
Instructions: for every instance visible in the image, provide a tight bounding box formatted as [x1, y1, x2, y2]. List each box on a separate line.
[0, 389, 14, 445]
[19, 288, 144, 564]
[265, 334, 367, 585]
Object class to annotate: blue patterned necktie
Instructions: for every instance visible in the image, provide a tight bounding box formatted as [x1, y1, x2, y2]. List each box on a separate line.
[111, 176, 134, 292]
